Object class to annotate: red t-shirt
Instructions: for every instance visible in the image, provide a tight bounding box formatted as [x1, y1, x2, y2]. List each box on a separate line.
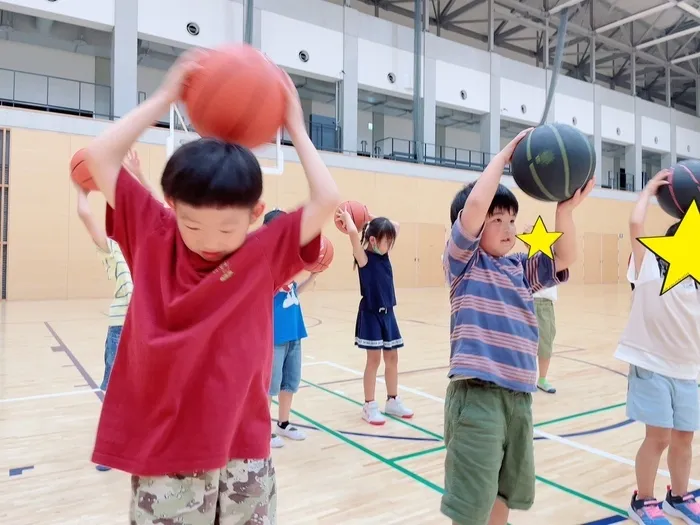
[91, 168, 320, 476]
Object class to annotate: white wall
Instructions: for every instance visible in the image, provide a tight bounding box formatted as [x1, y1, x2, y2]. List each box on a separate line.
[261, 11, 343, 81]
[3, 0, 700, 164]
[0, 0, 114, 30]
[137, 0, 242, 48]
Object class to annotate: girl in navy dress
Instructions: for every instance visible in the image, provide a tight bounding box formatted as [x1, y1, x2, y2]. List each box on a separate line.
[336, 208, 414, 425]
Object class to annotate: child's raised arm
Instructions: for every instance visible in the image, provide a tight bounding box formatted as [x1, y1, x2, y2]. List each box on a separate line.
[459, 128, 532, 237]
[75, 184, 109, 253]
[336, 207, 369, 268]
[297, 273, 317, 294]
[550, 178, 595, 272]
[281, 74, 340, 247]
[629, 169, 670, 277]
[84, 50, 204, 208]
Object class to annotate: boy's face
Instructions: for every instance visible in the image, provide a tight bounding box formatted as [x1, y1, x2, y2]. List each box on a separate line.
[480, 208, 517, 257]
[171, 200, 265, 261]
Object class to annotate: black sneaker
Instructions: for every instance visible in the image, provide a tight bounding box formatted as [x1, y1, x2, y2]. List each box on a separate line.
[662, 485, 700, 524]
[628, 490, 671, 524]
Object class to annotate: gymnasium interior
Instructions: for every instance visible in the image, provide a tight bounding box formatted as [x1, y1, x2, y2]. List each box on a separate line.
[0, 0, 698, 523]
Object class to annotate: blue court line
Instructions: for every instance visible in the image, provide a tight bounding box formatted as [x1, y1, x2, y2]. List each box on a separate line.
[9, 465, 34, 477]
[43, 321, 650, 521]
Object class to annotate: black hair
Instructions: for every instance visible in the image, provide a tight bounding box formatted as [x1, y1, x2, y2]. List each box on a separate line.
[263, 209, 286, 225]
[655, 221, 697, 288]
[450, 182, 519, 226]
[161, 138, 263, 208]
[354, 217, 397, 269]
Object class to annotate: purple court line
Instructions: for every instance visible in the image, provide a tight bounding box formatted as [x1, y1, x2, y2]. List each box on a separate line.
[45, 322, 104, 402]
[42, 322, 635, 445]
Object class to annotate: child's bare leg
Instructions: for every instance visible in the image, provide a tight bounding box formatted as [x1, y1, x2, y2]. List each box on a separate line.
[382, 349, 398, 397]
[278, 391, 293, 423]
[487, 499, 509, 525]
[363, 351, 382, 401]
[635, 425, 671, 499]
[668, 430, 693, 496]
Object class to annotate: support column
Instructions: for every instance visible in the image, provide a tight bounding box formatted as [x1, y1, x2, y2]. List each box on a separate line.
[423, 57, 436, 158]
[696, 77, 700, 118]
[626, 110, 643, 191]
[662, 109, 677, 168]
[413, 0, 424, 162]
[244, 0, 254, 45]
[593, 85, 602, 185]
[371, 112, 385, 148]
[111, 0, 138, 119]
[340, 5, 358, 153]
[94, 57, 111, 118]
[480, 53, 501, 160]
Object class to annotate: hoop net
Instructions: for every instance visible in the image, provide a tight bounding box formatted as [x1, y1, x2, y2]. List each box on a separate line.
[166, 103, 284, 175]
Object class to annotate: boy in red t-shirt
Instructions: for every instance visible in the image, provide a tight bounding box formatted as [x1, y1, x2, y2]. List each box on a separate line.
[83, 49, 340, 524]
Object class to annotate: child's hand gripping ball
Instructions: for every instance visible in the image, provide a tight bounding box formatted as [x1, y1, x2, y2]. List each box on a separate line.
[305, 235, 334, 273]
[334, 200, 370, 234]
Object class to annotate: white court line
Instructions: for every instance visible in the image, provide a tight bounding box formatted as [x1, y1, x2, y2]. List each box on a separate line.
[321, 360, 446, 403]
[535, 428, 700, 487]
[0, 388, 101, 404]
[317, 360, 700, 486]
[301, 360, 329, 368]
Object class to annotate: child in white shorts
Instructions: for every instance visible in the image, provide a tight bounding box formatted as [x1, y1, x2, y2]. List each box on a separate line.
[615, 170, 700, 525]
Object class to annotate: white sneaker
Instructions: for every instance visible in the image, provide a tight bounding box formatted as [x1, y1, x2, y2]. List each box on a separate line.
[277, 424, 306, 441]
[271, 434, 285, 448]
[362, 401, 386, 425]
[385, 397, 414, 419]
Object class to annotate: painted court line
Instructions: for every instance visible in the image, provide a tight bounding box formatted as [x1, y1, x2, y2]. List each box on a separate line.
[535, 428, 700, 487]
[316, 361, 698, 491]
[0, 388, 101, 404]
[301, 365, 627, 517]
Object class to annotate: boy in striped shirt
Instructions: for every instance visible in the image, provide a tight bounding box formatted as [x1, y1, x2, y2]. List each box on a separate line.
[441, 129, 594, 525]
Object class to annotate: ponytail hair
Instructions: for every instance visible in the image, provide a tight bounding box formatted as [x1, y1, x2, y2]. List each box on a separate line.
[353, 217, 397, 269]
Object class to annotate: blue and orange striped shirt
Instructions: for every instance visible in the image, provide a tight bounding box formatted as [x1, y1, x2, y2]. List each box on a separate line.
[443, 212, 569, 392]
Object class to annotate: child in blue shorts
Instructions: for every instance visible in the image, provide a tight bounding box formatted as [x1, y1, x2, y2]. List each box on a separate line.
[264, 209, 318, 448]
[442, 128, 593, 525]
[615, 169, 700, 525]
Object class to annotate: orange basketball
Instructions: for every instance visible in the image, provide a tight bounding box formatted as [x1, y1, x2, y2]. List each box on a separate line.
[305, 235, 334, 273]
[181, 44, 287, 149]
[335, 200, 370, 234]
[70, 148, 97, 192]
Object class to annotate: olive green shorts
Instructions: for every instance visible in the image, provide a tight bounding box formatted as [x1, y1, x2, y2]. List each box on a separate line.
[534, 298, 556, 359]
[441, 379, 535, 525]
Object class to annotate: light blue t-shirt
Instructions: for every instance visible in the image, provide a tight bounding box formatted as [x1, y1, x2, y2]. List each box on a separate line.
[273, 282, 308, 346]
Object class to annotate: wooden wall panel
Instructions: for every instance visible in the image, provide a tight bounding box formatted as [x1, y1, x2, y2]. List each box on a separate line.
[3, 129, 680, 299]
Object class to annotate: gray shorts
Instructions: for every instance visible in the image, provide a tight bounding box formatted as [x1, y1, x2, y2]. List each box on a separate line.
[627, 365, 699, 432]
[130, 458, 276, 524]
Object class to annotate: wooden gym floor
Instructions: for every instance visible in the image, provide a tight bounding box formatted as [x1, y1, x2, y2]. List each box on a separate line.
[1, 285, 699, 524]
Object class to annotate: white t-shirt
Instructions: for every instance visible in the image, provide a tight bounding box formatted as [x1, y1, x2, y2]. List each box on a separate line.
[614, 249, 700, 380]
[533, 286, 557, 301]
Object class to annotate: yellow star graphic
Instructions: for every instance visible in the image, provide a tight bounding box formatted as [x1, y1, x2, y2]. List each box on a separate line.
[637, 200, 700, 295]
[516, 215, 563, 260]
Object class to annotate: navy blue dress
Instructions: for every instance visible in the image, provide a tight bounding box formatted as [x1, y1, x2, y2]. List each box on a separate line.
[354, 250, 404, 350]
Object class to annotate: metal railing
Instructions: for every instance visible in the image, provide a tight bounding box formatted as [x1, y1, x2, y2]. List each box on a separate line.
[0, 67, 111, 119]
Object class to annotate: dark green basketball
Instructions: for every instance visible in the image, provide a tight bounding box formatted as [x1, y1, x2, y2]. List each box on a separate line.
[511, 123, 596, 202]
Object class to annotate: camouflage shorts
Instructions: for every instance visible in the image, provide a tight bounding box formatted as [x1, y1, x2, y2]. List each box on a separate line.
[129, 458, 276, 525]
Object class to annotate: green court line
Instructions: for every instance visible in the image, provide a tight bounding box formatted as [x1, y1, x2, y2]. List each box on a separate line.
[272, 400, 445, 494]
[390, 401, 629, 463]
[297, 379, 628, 517]
[535, 476, 626, 516]
[301, 378, 444, 440]
[534, 402, 627, 428]
[389, 446, 446, 463]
